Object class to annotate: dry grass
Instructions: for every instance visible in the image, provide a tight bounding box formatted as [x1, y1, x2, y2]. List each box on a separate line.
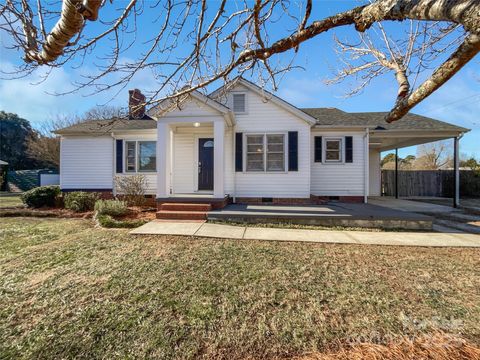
[1, 217, 479, 359]
[298, 333, 480, 359]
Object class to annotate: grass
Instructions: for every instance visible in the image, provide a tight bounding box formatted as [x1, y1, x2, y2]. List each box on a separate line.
[1, 217, 479, 359]
[209, 219, 387, 232]
[0, 194, 23, 208]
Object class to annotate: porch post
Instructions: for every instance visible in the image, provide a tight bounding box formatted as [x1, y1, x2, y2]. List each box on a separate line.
[453, 136, 460, 208]
[395, 148, 399, 199]
[156, 122, 170, 198]
[213, 120, 225, 198]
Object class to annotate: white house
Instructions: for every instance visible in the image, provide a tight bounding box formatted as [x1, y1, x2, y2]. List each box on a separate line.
[56, 78, 468, 211]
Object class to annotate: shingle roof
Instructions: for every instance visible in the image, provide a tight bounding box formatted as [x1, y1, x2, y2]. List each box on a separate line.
[55, 107, 469, 135]
[55, 119, 157, 134]
[301, 108, 469, 132]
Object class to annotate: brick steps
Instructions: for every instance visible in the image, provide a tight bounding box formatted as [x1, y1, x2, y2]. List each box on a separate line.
[156, 203, 212, 220]
[159, 203, 212, 212]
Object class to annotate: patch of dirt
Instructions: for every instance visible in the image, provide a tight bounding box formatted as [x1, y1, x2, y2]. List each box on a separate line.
[27, 269, 57, 287]
[118, 207, 156, 221]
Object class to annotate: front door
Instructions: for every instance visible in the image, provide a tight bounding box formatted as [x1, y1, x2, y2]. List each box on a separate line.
[198, 138, 214, 191]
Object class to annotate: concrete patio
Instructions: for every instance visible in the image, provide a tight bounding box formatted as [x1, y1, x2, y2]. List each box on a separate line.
[130, 221, 480, 247]
[207, 202, 433, 230]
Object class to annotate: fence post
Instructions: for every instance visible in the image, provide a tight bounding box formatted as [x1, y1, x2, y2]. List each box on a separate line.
[395, 148, 399, 199]
[453, 137, 459, 208]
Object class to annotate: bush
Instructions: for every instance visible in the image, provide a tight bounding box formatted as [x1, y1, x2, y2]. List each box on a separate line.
[94, 199, 128, 217]
[64, 191, 98, 212]
[21, 186, 60, 208]
[96, 214, 147, 228]
[115, 175, 148, 206]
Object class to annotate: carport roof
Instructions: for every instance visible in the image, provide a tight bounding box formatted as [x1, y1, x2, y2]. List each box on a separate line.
[301, 108, 469, 133]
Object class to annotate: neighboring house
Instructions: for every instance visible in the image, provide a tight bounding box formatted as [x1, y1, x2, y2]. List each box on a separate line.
[55, 78, 469, 208]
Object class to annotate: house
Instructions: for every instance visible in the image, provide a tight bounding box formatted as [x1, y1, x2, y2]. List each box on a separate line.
[55, 78, 469, 213]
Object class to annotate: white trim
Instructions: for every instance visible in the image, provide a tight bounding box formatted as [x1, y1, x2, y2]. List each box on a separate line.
[193, 134, 215, 193]
[231, 91, 248, 114]
[243, 132, 288, 173]
[213, 120, 225, 198]
[323, 137, 343, 164]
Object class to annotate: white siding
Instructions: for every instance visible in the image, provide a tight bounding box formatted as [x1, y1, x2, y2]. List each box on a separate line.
[369, 149, 381, 196]
[164, 97, 220, 118]
[230, 85, 311, 198]
[115, 174, 157, 195]
[310, 132, 365, 196]
[60, 136, 114, 190]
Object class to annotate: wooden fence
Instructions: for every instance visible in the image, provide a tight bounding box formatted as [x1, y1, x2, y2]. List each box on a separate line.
[381, 170, 480, 197]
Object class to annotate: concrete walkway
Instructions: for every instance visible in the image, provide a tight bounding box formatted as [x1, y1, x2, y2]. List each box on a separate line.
[131, 220, 480, 247]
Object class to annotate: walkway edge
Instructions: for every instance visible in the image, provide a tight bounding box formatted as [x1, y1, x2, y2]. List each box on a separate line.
[130, 221, 480, 248]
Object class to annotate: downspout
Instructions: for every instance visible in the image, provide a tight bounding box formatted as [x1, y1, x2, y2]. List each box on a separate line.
[232, 123, 236, 203]
[111, 132, 116, 197]
[363, 128, 369, 203]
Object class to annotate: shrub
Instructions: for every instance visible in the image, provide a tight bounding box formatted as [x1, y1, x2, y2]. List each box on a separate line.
[21, 185, 60, 208]
[96, 214, 147, 228]
[94, 199, 128, 217]
[115, 175, 148, 206]
[64, 191, 98, 212]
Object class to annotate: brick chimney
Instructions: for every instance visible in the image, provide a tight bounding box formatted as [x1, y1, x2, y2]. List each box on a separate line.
[128, 89, 146, 119]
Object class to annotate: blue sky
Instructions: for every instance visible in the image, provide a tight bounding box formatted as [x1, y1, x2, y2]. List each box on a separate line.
[0, 0, 478, 159]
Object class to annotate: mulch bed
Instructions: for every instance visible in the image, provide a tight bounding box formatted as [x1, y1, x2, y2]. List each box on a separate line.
[0, 206, 156, 220]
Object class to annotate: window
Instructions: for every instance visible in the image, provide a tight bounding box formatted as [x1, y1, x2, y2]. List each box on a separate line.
[266, 134, 285, 171]
[126, 141, 136, 172]
[325, 138, 342, 162]
[125, 140, 156, 172]
[246, 135, 264, 171]
[245, 134, 285, 172]
[138, 141, 156, 171]
[232, 93, 246, 113]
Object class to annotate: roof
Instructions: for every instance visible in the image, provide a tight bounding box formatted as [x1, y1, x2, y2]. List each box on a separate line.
[301, 108, 469, 133]
[55, 119, 157, 135]
[0, 160, 8, 165]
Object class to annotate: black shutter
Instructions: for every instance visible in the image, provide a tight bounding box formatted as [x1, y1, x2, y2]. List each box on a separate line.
[235, 132, 243, 172]
[345, 136, 353, 163]
[116, 139, 123, 173]
[314, 136, 322, 162]
[288, 131, 298, 171]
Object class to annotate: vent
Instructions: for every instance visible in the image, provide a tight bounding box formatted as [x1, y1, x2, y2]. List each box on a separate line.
[232, 93, 246, 113]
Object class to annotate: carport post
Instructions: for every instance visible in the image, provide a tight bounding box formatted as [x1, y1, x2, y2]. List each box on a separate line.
[453, 137, 459, 208]
[395, 148, 399, 199]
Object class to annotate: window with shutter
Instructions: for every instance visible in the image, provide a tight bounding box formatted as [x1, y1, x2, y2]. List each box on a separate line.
[232, 93, 246, 113]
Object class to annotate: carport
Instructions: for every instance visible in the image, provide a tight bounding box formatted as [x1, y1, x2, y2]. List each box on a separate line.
[360, 112, 470, 208]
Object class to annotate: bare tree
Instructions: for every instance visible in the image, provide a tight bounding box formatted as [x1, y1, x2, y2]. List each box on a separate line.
[415, 140, 452, 169]
[26, 106, 124, 167]
[1, 0, 479, 122]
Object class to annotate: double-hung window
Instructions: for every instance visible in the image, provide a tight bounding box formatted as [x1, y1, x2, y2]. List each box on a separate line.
[266, 134, 285, 171]
[245, 134, 285, 172]
[325, 138, 342, 162]
[125, 141, 157, 172]
[246, 135, 264, 171]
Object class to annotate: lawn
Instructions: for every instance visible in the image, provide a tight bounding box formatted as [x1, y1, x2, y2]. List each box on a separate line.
[0, 194, 23, 208]
[1, 217, 479, 359]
